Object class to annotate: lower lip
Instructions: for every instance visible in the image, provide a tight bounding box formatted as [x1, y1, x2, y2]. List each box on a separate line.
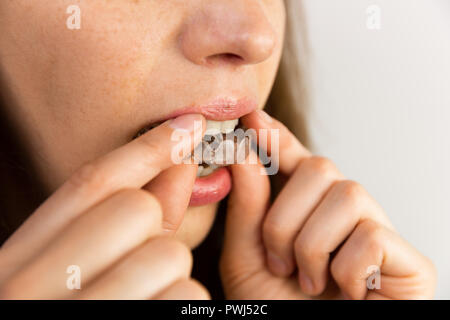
[189, 166, 232, 206]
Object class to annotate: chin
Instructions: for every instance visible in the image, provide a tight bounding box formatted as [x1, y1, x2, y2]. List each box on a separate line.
[174, 202, 219, 249]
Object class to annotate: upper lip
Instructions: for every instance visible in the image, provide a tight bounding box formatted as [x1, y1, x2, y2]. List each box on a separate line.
[156, 96, 257, 123]
[132, 96, 257, 139]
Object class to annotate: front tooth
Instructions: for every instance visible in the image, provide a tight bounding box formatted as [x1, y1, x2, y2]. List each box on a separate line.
[205, 120, 222, 135]
[221, 119, 239, 134]
[205, 119, 239, 135]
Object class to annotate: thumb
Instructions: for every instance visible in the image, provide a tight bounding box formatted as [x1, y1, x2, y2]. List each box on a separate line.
[222, 152, 271, 271]
[144, 164, 198, 234]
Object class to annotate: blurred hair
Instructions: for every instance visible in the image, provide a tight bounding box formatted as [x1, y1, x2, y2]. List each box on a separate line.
[267, 0, 311, 147]
[0, 75, 46, 244]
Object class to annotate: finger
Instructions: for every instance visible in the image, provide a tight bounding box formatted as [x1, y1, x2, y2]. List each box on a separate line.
[2, 114, 205, 257]
[263, 157, 344, 277]
[77, 237, 192, 300]
[154, 279, 210, 300]
[144, 164, 198, 234]
[1, 189, 163, 298]
[330, 220, 436, 300]
[221, 150, 271, 273]
[293, 180, 394, 296]
[241, 110, 311, 175]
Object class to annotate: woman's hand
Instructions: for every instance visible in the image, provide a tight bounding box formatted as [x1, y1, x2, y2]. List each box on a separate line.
[220, 110, 436, 300]
[0, 114, 210, 300]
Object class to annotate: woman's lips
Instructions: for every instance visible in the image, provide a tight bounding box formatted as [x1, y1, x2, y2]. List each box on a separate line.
[153, 97, 258, 123]
[189, 167, 232, 206]
[133, 96, 256, 206]
[133, 96, 257, 139]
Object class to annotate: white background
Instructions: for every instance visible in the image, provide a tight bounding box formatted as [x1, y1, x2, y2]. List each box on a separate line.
[303, 0, 450, 299]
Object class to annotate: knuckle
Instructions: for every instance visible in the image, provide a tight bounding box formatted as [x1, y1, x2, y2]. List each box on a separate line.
[358, 220, 385, 250]
[417, 256, 438, 295]
[114, 189, 163, 228]
[157, 238, 193, 272]
[334, 180, 367, 209]
[182, 279, 211, 300]
[118, 189, 162, 215]
[68, 162, 109, 192]
[303, 156, 338, 178]
[330, 257, 347, 284]
[294, 236, 320, 263]
[137, 137, 166, 166]
[263, 218, 288, 244]
[138, 238, 192, 278]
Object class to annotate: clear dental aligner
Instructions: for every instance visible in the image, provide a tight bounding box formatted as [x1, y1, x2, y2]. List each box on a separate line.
[134, 119, 250, 177]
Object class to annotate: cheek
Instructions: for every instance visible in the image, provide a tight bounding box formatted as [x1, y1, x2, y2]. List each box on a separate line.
[256, 48, 283, 107]
[256, 0, 285, 106]
[1, 1, 182, 185]
[43, 3, 166, 123]
[4, 0, 179, 126]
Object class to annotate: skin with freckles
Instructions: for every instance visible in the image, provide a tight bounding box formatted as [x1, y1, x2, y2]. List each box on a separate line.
[0, 0, 283, 247]
[0, 1, 436, 299]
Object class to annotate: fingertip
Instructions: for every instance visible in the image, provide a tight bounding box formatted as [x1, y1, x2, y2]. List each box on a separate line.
[168, 114, 205, 132]
[298, 270, 317, 296]
[229, 159, 270, 195]
[242, 109, 281, 129]
[144, 164, 198, 234]
[241, 110, 268, 129]
[257, 109, 274, 123]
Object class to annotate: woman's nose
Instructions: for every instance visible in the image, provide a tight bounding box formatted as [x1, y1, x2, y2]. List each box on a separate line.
[179, 0, 277, 66]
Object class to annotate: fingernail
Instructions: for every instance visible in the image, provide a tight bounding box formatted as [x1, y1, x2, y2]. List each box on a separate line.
[299, 270, 314, 294]
[267, 251, 288, 276]
[169, 114, 203, 132]
[257, 109, 273, 123]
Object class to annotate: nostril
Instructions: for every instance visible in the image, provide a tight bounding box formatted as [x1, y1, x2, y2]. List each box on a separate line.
[222, 53, 244, 62]
[206, 53, 245, 66]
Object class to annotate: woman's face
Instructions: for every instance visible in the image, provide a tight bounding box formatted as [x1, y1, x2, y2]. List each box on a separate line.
[0, 0, 285, 247]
